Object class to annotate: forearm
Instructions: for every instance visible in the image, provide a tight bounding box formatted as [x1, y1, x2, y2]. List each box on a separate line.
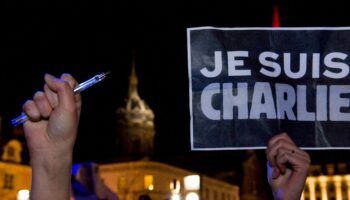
[30, 153, 73, 200]
[270, 172, 306, 200]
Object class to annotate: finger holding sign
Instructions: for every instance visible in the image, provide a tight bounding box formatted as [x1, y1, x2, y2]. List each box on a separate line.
[266, 133, 311, 200]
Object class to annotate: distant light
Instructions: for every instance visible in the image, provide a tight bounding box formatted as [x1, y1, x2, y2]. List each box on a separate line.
[185, 192, 199, 200]
[184, 175, 200, 190]
[318, 175, 329, 182]
[171, 194, 181, 200]
[345, 175, 350, 181]
[333, 175, 342, 182]
[17, 189, 30, 200]
[148, 185, 154, 191]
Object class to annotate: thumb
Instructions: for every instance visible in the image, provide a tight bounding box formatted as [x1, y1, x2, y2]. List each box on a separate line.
[267, 161, 281, 180]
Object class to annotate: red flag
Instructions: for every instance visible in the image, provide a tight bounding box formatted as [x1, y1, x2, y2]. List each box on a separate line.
[272, 5, 280, 27]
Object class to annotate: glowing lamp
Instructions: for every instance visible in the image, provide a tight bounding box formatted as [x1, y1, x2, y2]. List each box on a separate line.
[171, 194, 181, 200]
[184, 175, 200, 190]
[185, 192, 199, 200]
[17, 189, 30, 200]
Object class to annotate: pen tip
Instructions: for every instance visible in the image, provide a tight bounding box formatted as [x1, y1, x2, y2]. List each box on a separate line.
[105, 71, 111, 75]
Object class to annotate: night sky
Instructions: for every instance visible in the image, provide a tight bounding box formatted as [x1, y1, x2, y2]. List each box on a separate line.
[2, 0, 350, 179]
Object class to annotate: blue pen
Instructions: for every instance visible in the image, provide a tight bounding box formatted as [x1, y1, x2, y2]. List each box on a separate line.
[11, 71, 110, 126]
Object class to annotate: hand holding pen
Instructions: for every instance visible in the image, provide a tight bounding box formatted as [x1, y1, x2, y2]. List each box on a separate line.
[20, 73, 91, 200]
[12, 72, 110, 126]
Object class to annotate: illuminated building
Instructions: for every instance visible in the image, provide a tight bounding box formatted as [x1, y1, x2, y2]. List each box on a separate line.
[0, 161, 31, 200]
[0, 134, 31, 200]
[98, 161, 239, 200]
[302, 163, 350, 200]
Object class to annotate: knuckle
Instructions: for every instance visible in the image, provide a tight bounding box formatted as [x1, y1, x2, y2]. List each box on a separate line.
[57, 80, 71, 90]
[61, 73, 72, 79]
[61, 73, 75, 85]
[22, 100, 34, 110]
[274, 140, 283, 150]
[33, 91, 44, 100]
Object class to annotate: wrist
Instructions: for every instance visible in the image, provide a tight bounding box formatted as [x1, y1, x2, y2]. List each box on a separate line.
[273, 191, 301, 200]
[30, 147, 73, 178]
[30, 151, 73, 200]
[30, 146, 72, 163]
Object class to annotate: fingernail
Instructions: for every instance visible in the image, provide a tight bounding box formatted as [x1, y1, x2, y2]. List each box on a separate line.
[44, 73, 54, 80]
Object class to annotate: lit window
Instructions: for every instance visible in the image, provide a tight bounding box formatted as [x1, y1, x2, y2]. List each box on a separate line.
[184, 175, 200, 190]
[3, 173, 14, 189]
[144, 175, 154, 191]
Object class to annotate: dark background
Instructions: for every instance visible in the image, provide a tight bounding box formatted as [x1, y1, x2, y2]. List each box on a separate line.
[1, 0, 350, 182]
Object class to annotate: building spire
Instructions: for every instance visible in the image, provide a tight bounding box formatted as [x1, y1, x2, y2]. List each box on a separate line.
[115, 52, 155, 160]
[128, 54, 140, 99]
